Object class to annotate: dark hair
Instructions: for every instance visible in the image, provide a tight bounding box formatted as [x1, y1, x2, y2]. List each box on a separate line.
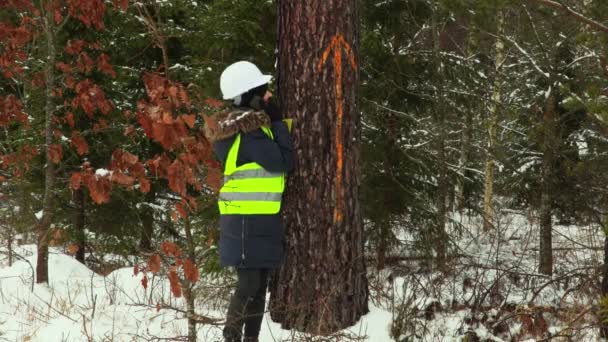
[238, 83, 268, 107]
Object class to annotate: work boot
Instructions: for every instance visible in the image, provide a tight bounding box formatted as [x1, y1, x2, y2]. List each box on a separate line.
[243, 338, 259, 342]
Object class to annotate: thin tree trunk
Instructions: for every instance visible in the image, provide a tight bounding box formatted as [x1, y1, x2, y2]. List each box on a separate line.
[431, 0, 448, 267]
[376, 219, 389, 271]
[269, 0, 369, 335]
[601, 231, 608, 337]
[456, 27, 476, 212]
[139, 188, 156, 252]
[183, 218, 196, 342]
[377, 109, 398, 271]
[37, 6, 57, 284]
[482, 11, 505, 231]
[7, 229, 13, 267]
[457, 110, 473, 211]
[539, 92, 556, 275]
[74, 187, 85, 263]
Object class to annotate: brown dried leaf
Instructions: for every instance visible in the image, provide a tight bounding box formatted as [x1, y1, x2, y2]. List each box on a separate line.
[70, 172, 82, 190]
[183, 259, 200, 284]
[148, 254, 161, 273]
[168, 266, 182, 298]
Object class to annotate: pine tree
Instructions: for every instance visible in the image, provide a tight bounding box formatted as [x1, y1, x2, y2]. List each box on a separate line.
[269, 0, 369, 335]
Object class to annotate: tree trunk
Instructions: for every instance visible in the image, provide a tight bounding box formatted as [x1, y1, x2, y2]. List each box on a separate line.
[269, 0, 369, 335]
[376, 107, 398, 271]
[431, 0, 448, 267]
[456, 25, 477, 212]
[37, 6, 57, 284]
[376, 219, 389, 271]
[482, 11, 505, 231]
[7, 229, 13, 267]
[139, 187, 156, 252]
[457, 110, 473, 211]
[74, 187, 86, 263]
[539, 92, 556, 275]
[183, 218, 196, 342]
[601, 231, 608, 338]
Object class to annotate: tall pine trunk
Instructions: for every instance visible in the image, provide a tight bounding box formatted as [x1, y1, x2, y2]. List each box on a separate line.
[37, 6, 57, 284]
[539, 92, 556, 275]
[482, 11, 505, 231]
[269, 0, 369, 335]
[74, 188, 86, 263]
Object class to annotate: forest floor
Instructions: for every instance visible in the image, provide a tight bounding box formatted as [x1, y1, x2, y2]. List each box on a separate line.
[0, 246, 391, 341]
[372, 210, 604, 341]
[0, 210, 603, 341]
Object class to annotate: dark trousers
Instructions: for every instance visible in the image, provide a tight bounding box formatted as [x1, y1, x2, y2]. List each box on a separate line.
[223, 268, 270, 340]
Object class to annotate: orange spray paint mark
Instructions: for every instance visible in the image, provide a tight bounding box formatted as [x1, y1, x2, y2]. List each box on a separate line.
[317, 33, 357, 224]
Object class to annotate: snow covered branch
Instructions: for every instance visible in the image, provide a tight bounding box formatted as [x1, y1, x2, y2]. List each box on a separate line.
[528, 0, 608, 34]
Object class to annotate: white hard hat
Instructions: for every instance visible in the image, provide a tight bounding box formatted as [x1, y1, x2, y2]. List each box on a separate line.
[220, 61, 272, 100]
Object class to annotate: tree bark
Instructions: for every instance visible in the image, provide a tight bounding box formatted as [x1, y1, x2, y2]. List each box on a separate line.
[7, 228, 13, 267]
[457, 109, 473, 211]
[431, 0, 448, 267]
[183, 218, 196, 342]
[37, 6, 57, 284]
[601, 231, 608, 338]
[269, 0, 369, 335]
[482, 11, 505, 231]
[74, 187, 86, 263]
[139, 187, 156, 252]
[539, 92, 556, 275]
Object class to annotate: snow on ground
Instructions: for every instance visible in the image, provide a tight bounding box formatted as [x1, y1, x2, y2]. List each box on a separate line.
[379, 210, 604, 341]
[0, 245, 392, 341]
[0, 210, 603, 341]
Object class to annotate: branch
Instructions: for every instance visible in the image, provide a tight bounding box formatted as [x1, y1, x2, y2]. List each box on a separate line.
[528, 0, 608, 34]
[501, 34, 550, 79]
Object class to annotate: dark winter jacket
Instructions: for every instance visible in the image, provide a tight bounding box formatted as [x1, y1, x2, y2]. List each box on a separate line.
[205, 109, 294, 269]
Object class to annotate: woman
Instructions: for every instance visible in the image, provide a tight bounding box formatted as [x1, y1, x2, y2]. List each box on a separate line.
[204, 61, 294, 342]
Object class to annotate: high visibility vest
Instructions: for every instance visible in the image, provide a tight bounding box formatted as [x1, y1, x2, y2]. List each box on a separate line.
[218, 126, 286, 215]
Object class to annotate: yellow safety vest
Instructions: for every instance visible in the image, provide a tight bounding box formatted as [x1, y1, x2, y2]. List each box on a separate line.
[218, 126, 286, 215]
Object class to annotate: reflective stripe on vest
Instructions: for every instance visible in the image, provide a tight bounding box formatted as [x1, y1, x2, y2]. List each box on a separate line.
[218, 126, 285, 215]
[224, 169, 283, 183]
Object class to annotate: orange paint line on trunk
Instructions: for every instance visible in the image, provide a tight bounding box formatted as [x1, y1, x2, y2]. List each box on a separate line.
[317, 33, 356, 224]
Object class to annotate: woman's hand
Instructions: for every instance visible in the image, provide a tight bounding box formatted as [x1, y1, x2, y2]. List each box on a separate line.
[263, 91, 273, 102]
[261, 92, 282, 122]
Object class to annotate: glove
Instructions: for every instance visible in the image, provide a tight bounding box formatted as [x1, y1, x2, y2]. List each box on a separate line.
[261, 98, 283, 122]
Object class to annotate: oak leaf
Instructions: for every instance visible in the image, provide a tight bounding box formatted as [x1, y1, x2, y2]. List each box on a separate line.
[48, 144, 63, 164]
[181, 114, 195, 129]
[205, 168, 222, 192]
[70, 172, 82, 190]
[148, 254, 161, 273]
[183, 259, 200, 284]
[71, 132, 89, 156]
[175, 202, 187, 220]
[139, 177, 151, 193]
[161, 241, 182, 258]
[141, 275, 148, 290]
[66, 244, 80, 256]
[168, 266, 182, 298]
[204, 98, 224, 108]
[65, 112, 75, 128]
